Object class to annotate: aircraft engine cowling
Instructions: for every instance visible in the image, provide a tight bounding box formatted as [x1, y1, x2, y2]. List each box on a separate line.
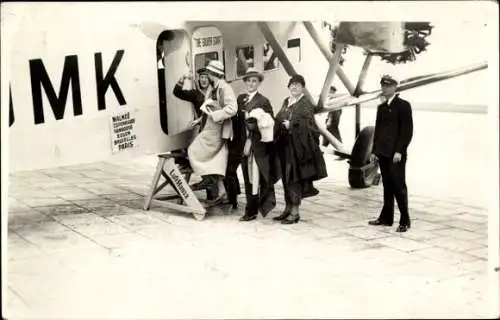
[369, 22, 433, 64]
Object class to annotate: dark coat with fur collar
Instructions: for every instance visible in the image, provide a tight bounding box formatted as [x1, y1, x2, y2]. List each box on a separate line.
[274, 96, 328, 185]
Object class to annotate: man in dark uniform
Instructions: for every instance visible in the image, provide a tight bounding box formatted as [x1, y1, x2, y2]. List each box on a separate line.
[322, 85, 343, 146]
[368, 74, 413, 232]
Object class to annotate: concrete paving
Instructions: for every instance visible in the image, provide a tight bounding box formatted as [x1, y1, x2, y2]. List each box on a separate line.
[3, 147, 497, 319]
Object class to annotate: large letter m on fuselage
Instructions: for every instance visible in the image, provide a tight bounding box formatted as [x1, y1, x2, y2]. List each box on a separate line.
[30, 55, 82, 125]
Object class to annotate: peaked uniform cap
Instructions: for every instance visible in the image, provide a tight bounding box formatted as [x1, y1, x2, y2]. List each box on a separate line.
[380, 74, 398, 85]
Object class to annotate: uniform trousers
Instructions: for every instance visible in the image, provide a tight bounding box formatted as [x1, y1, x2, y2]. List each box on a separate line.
[323, 110, 343, 146]
[377, 155, 410, 226]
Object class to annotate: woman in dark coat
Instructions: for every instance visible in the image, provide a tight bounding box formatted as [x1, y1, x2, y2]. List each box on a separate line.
[272, 74, 328, 224]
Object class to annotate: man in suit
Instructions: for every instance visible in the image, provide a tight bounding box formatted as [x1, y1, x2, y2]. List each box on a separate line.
[368, 74, 413, 232]
[322, 85, 343, 146]
[237, 68, 280, 221]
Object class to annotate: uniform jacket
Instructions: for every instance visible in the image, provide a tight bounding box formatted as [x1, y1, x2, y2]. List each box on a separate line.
[373, 94, 413, 158]
[274, 95, 328, 184]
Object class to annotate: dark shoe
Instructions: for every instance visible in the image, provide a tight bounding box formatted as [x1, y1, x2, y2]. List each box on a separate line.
[368, 219, 393, 226]
[281, 215, 300, 224]
[273, 211, 291, 221]
[191, 178, 211, 191]
[223, 198, 238, 209]
[220, 195, 237, 209]
[239, 214, 257, 222]
[205, 193, 226, 206]
[396, 224, 410, 232]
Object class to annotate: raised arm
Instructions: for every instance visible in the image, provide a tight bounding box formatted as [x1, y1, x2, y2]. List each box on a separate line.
[173, 78, 198, 104]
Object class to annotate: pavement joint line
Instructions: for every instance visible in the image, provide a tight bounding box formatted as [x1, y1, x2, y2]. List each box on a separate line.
[414, 249, 483, 265]
[8, 230, 45, 254]
[8, 285, 32, 309]
[31, 205, 93, 216]
[20, 211, 126, 252]
[432, 270, 485, 283]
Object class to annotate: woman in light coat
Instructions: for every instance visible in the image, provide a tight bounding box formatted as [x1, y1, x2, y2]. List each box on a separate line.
[188, 60, 237, 203]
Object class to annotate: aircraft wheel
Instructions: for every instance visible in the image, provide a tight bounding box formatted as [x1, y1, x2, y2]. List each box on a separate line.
[348, 126, 379, 188]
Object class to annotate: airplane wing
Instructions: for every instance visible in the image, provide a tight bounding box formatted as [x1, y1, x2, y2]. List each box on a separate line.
[317, 61, 488, 114]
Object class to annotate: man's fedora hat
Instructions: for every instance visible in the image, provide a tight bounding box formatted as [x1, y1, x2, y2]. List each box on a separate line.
[242, 68, 264, 82]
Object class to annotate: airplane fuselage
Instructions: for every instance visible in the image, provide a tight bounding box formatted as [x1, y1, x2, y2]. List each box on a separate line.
[3, 4, 331, 172]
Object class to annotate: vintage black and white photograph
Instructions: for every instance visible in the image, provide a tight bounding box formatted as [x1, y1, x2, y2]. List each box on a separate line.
[1, 1, 499, 319]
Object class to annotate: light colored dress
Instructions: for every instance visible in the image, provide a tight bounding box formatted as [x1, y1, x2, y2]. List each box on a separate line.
[187, 80, 237, 177]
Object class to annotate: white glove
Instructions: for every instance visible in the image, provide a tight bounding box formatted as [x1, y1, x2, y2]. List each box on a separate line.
[190, 117, 202, 127]
[200, 99, 215, 115]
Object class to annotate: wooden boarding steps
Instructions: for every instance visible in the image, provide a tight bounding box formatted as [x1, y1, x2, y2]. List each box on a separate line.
[143, 152, 207, 220]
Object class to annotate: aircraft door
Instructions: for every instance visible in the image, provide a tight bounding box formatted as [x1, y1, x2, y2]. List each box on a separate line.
[156, 29, 194, 135]
[191, 26, 224, 81]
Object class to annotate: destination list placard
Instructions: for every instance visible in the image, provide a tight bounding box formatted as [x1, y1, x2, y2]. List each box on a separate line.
[110, 111, 137, 153]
